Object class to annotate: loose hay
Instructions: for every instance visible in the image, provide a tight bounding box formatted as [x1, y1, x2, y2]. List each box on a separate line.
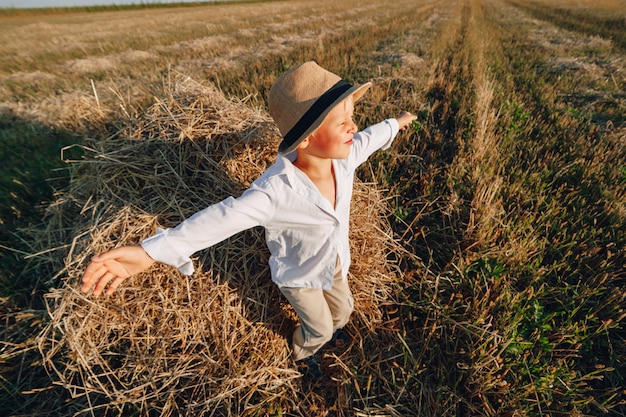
[39, 74, 405, 416]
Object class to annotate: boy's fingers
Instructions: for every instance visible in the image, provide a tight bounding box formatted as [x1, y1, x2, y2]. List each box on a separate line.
[105, 276, 126, 295]
[81, 262, 106, 292]
[93, 271, 116, 296]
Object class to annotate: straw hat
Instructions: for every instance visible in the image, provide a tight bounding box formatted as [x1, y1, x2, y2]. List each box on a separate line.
[269, 61, 372, 154]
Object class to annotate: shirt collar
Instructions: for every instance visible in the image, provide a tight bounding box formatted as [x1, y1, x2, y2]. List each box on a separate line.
[275, 154, 337, 216]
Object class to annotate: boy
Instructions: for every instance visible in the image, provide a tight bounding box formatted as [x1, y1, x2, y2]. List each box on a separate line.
[81, 61, 416, 381]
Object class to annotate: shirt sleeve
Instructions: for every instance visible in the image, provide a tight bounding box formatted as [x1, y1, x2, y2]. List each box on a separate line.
[347, 118, 400, 168]
[141, 182, 275, 275]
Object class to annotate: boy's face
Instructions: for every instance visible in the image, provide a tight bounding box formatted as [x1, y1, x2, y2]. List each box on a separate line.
[298, 96, 357, 160]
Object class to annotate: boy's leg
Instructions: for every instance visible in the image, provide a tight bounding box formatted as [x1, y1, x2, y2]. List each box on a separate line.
[279, 258, 354, 361]
[323, 257, 354, 331]
[279, 286, 334, 361]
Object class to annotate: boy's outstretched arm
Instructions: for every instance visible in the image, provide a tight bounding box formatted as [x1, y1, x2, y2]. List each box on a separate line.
[81, 245, 155, 296]
[396, 112, 417, 130]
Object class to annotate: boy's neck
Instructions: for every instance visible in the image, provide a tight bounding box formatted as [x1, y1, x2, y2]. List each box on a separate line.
[293, 152, 336, 209]
[292, 152, 333, 179]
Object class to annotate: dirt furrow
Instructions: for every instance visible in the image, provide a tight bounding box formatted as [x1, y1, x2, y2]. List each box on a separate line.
[504, 0, 626, 51]
[387, 0, 476, 269]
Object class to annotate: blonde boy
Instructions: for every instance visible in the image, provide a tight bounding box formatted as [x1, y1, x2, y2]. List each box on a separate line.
[81, 61, 416, 381]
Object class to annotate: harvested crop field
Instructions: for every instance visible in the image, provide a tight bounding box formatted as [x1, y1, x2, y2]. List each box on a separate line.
[1, 0, 624, 416]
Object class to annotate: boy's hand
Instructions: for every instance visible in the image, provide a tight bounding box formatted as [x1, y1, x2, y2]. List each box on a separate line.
[81, 245, 155, 296]
[396, 112, 418, 130]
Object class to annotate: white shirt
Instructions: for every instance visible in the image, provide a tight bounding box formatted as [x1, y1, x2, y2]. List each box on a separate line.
[141, 118, 400, 290]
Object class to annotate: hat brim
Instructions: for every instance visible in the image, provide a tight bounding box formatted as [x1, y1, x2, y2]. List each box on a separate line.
[278, 82, 372, 155]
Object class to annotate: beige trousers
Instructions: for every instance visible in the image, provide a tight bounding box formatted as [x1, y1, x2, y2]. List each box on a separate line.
[279, 258, 354, 361]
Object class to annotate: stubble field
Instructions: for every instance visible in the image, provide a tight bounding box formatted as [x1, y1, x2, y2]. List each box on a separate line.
[1, 0, 625, 416]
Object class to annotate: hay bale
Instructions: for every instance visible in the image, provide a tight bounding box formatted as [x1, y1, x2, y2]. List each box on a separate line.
[39, 74, 403, 416]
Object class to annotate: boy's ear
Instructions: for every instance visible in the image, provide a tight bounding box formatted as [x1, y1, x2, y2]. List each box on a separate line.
[296, 136, 311, 150]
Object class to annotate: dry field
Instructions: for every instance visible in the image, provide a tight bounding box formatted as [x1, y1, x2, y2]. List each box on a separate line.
[1, 0, 625, 416]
